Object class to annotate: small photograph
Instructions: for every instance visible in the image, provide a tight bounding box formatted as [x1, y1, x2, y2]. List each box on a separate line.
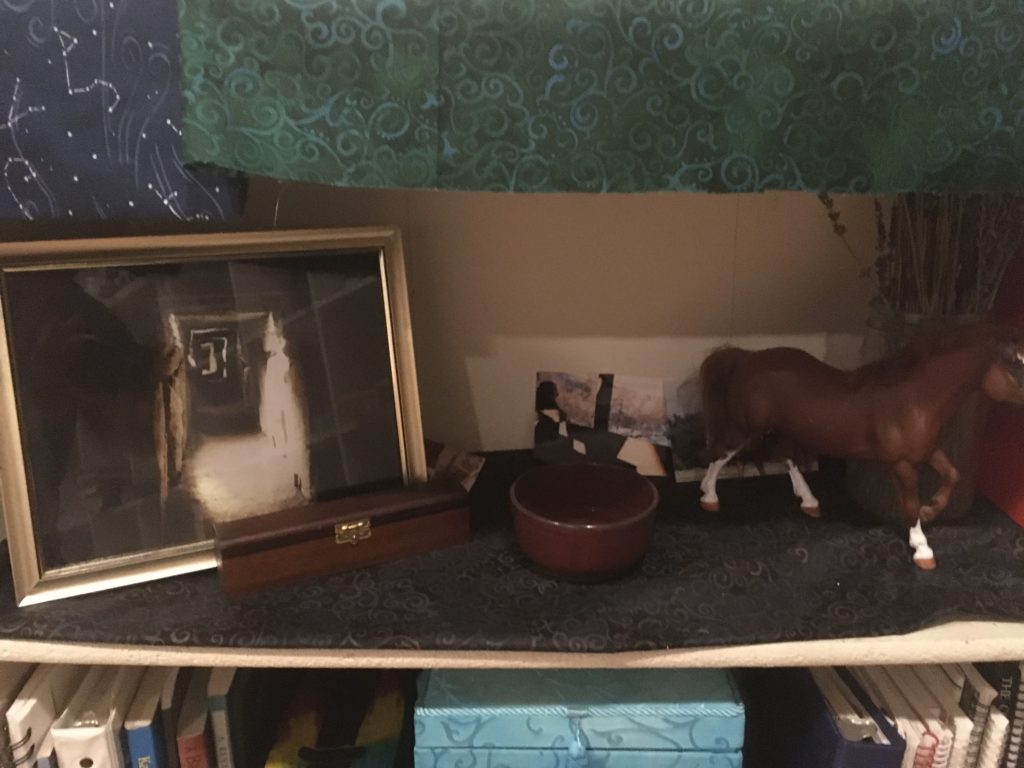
[534, 371, 672, 477]
[5, 251, 405, 572]
[665, 377, 816, 482]
[608, 375, 671, 447]
[534, 371, 601, 428]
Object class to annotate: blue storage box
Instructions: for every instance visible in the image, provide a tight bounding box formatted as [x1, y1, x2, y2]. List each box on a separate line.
[414, 668, 744, 767]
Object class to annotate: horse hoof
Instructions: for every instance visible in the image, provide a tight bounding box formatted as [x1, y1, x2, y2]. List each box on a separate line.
[914, 555, 937, 570]
[700, 499, 720, 512]
[919, 505, 938, 523]
[801, 505, 821, 518]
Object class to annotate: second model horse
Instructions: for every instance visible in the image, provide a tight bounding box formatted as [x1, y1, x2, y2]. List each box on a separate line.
[698, 322, 1024, 569]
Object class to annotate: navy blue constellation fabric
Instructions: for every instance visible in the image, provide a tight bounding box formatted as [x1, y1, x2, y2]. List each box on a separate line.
[0, 0, 243, 221]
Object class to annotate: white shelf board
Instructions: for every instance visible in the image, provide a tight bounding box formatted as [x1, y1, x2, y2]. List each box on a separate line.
[0, 620, 1022, 668]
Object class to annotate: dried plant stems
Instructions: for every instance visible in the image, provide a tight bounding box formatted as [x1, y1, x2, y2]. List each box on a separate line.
[821, 192, 1024, 319]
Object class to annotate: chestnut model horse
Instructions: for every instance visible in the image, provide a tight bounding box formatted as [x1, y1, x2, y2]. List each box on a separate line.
[698, 323, 1024, 569]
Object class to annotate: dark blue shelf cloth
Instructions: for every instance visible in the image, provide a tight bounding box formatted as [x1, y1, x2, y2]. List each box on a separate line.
[2, 452, 1024, 652]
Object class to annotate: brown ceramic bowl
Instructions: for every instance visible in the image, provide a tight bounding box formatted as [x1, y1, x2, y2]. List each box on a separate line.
[510, 463, 659, 582]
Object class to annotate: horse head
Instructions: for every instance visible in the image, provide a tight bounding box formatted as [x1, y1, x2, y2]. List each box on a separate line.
[983, 331, 1024, 404]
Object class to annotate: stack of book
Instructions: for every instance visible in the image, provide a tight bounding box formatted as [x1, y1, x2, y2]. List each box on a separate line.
[0, 663, 413, 768]
[745, 662, 1024, 768]
[0, 663, 216, 768]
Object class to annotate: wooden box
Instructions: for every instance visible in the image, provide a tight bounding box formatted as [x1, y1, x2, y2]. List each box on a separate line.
[213, 483, 470, 595]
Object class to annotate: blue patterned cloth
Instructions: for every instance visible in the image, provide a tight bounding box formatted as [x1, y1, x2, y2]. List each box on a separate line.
[2, 454, 1024, 655]
[179, 0, 1024, 193]
[414, 669, 744, 768]
[415, 669, 744, 750]
[0, 0, 244, 220]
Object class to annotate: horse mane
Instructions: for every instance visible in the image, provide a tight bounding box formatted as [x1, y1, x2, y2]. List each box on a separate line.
[849, 321, 1002, 387]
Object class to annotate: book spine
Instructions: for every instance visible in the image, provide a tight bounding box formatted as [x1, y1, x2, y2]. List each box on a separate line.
[208, 704, 233, 768]
[1004, 679, 1024, 768]
[176, 733, 210, 768]
[982, 664, 1018, 718]
[934, 731, 954, 768]
[961, 679, 993, 768]
[128, 725, 163, 768]
[980, 713, 1011, 768]
[951, 720, 971, 768]
[0, 722, 11, 768]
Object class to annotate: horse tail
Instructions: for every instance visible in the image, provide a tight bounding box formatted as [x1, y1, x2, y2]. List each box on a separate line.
[699, 346, 749, 455]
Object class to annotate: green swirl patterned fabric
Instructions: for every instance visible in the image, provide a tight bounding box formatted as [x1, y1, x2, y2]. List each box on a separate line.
[178, 0, 1024, 193]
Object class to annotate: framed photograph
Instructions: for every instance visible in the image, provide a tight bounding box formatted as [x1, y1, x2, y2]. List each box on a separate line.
[0, 228, 426, 605]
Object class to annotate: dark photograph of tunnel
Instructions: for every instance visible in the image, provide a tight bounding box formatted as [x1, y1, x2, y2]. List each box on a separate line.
[3, 250, 406, 572]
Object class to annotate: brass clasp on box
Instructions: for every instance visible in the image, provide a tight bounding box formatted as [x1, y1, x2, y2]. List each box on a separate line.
[335, 519, 371, 545]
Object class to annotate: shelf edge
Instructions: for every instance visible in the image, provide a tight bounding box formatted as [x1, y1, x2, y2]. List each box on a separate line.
[0, 620, 1022, 668]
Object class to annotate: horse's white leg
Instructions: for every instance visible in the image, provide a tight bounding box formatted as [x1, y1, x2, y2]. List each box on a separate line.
[908, 520, 936, 570]
[786, 459, 820, 517]
[891, 460, 937, 569]
[700, 449, 738, 512]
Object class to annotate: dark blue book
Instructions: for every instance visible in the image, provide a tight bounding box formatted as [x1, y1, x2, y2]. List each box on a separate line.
[751, 668, 905, 768]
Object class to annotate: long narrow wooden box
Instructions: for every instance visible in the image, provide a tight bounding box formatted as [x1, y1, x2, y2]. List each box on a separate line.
[214, 483, 470, 595]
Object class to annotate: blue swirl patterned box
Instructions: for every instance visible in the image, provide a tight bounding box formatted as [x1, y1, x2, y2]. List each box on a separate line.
[414, 668, 744, 767]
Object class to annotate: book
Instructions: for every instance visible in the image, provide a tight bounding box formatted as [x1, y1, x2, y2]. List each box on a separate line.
[1006, 663, 1024, 768]
[176, 669, 213, 768]
[979, 709, 1012, 768]
[956, 664, 999, 768]
[911, 666, 973, 768]
[160, 668, 188, 768]
[34, 732, 56, 768]
[126, 667, 180, 768]
[943, 665, 968, 696]
[885, 666, 956, 768]
[790, 667, 905, 768]
[0, 662, 34, 766]
[206, 668, 237, 768]
[977, 662, 1024, 768]
[6, 664, 88, 768]
[51, 665, 146, 768]
[851, 666, 942, 768]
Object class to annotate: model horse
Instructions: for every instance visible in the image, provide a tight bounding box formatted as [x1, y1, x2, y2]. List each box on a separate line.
[698, 322, 1024, 569]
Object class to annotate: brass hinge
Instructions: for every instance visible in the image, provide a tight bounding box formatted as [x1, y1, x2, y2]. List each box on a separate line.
[335, 518, 371, 545]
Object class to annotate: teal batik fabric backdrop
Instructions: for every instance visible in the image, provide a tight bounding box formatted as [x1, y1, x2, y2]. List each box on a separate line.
[178, 0, 1024, 193]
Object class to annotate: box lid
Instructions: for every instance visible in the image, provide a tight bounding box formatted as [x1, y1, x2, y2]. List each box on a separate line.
[414, 669, 744, 753]
[214, 481, 467, 558]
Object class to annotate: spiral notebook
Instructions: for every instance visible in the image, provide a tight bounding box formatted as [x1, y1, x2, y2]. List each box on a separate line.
[5, 664, 88, 768]
[850, 666, 949, 768]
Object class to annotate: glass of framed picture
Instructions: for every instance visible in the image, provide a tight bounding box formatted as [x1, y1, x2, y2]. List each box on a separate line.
[0, 227, 425, 605]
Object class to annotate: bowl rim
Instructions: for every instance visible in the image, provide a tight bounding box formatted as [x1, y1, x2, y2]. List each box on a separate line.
[509, 462, 659, 531]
